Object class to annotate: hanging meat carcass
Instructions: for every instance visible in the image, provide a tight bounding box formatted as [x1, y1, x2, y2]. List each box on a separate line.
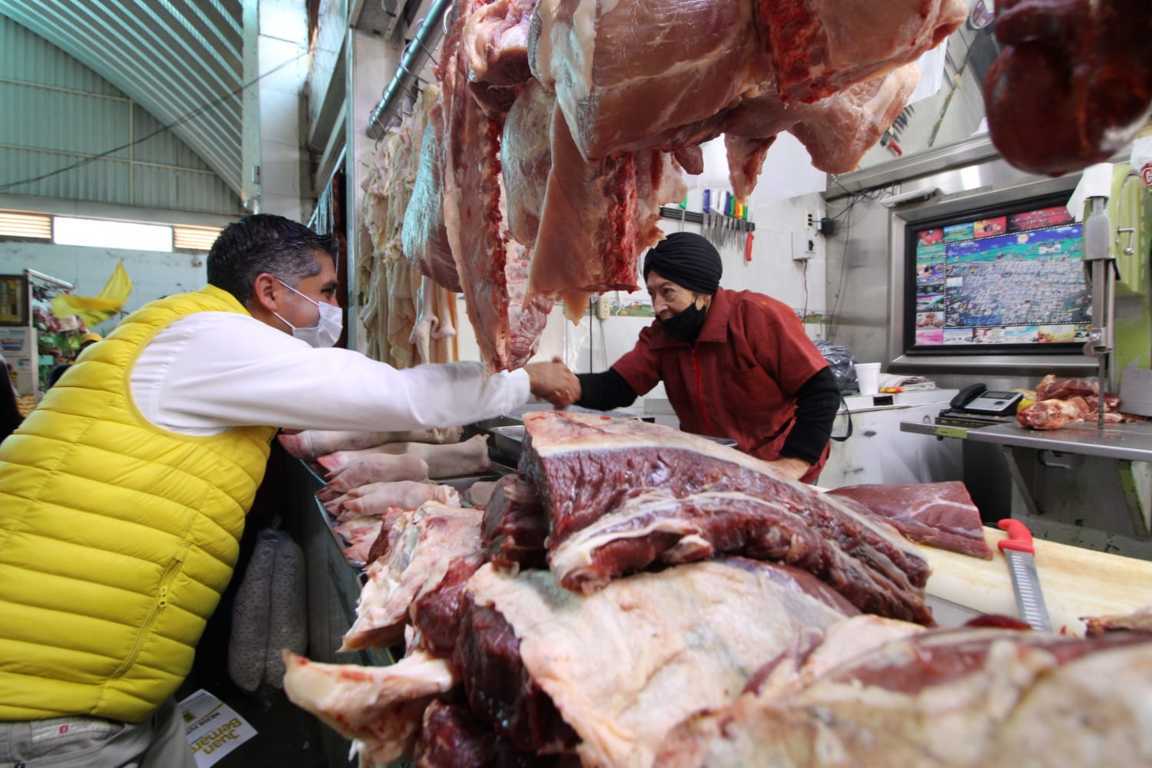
[755, 0, 966, 104]
[984, 0, 1152, 176]
[528, 0, 765, 162]
[401, 97, 461, 293]
[438, 0, 553, 370]
[529, 109, 687, 319]
[723, 62, 921, 197]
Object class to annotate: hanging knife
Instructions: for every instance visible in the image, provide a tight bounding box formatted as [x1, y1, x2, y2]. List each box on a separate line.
[997, 519, 1051, 631]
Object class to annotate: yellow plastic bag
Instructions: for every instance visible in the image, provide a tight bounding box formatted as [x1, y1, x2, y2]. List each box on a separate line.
[51, 261, 133, 325]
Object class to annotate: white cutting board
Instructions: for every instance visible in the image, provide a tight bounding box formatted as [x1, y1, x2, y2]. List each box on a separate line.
[919, 527, 1152, 635]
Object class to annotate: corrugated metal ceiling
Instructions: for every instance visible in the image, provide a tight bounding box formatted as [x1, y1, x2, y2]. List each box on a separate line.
[0, 0, 245, 195]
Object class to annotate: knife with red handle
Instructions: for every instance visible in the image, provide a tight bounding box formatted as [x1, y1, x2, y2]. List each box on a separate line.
[997, 518, 1051, 631]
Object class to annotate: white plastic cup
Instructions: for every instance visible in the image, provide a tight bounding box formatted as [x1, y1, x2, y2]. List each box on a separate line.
[856, 362, 882, 396]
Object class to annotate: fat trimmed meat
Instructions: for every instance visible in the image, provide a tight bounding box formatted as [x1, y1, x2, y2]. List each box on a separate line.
[457, 559, 856, 766]
[829, 482, 992, 559]
[342, 503, 485, 651]
[657, 627, 1152, 767]
[521, 412, 931, 623]
[282, 649, 455, 767]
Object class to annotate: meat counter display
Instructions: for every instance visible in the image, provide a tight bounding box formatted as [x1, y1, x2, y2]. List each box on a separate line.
[280, 412, 1152, 767]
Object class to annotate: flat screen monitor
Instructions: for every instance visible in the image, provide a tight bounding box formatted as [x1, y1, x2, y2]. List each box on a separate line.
[905, 194, 1089, 353]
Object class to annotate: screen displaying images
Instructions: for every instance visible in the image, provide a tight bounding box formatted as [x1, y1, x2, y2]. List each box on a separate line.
[911, 205, 1089, 348]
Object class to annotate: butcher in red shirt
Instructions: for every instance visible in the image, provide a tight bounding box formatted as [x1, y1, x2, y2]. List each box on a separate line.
[574, 232, 840, 483]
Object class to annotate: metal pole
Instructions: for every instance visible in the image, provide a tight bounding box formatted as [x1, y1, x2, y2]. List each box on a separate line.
[365, 0, 453, 140]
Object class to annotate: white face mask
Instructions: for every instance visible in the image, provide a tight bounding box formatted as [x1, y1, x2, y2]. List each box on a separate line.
[273, 279, 343, 348]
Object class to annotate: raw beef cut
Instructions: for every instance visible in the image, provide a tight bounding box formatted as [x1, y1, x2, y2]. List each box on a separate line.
[325, 481, 461, 523]
[465, 479, 499, 509]
[504, 241, 554, 367]
[343, 503, 484, 651]
[278, 427, 462, 461]
[756, 0, 966, 103]
[984, 0, 1152, 176]
[439, 1, 520, 370]
[1016, 397, 1091, 431]
[657, 627, 1152, 767]
[528, 0, 764, 161]
[501, 80, 554, 247]
[1083, 606, 1152, 637]
[439, 1, 551, 370]
[413, 701, 576, 768]
[364, 506, 414, 566]
[283, 649, 455, 767]
[320, 454, 430, 498]
[335, 515, 387, 564]
[455, 559, 857, 766]
[402, 102, 462, 292]
[318, 434, 491, 480]
[722, 63, 920, 196]
[829, 481, 992, 559]
[724, 135, 777, 202]
[481, 474, 548, 570]
[530, 107, 686, 318]
[1035, 374, 1098, 401]
[462, 0, 538, 87]
[520, 412, 931, 623]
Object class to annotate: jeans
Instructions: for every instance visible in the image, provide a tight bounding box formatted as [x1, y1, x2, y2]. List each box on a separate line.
[0, 700, 195, 768]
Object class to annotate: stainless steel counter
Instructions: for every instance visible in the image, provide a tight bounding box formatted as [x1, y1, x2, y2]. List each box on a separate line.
[901, 417, 1152, 559]
[901, 418, 1152, 462]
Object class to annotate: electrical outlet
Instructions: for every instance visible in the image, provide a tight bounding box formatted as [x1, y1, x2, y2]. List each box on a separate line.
[791, 232, 813, 262]
[594, 296, 612, 320]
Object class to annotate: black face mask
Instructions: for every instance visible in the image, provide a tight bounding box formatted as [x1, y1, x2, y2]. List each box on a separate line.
[660, 302, 708, 342]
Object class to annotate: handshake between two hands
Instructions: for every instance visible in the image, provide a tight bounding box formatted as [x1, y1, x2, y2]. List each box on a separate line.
[525, 358, 581, 409]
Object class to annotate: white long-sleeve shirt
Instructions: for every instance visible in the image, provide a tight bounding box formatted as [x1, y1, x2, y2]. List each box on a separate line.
[130, 312, 530, 436]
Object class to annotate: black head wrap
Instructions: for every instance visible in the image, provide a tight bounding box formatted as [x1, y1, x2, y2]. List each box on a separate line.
[642, 232, 722, 294]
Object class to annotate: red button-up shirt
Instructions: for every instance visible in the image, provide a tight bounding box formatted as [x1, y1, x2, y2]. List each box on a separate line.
[612, 288, 830, 482]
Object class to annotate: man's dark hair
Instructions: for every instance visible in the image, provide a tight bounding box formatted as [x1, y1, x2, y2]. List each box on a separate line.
[208, 214, 336, 304]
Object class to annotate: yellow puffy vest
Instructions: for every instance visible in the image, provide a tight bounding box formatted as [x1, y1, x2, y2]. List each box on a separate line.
[0, 286, 276, 722]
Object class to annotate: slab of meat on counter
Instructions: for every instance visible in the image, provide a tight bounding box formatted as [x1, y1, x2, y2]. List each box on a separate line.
[342, 503, 485, 651]
[324, 481, 462, 523]
[481, 474, 548, 570]
[453, 559, 856, 767]
[278, 427, 462, 461]
[318, 434, 491, 480]
[520, 412, 932, 623]
[1034, 373, 1098, 401]
[1083, 606, 1152, 637]
[828, 481, 992, 559]
[412, 700, 576, 768]
[1016, 396, 1092, 431]
[283, 649, 455, 767]
[657, 626, 1152, 767]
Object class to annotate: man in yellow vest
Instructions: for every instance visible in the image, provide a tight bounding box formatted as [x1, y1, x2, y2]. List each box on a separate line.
[0, 214, 577, 767]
